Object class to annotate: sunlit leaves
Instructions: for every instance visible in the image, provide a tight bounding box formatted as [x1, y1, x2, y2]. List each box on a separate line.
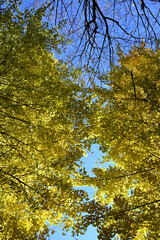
[1, 1, 160, 239]
[0, 2, 97, 239]
[76, 46, 160, 239]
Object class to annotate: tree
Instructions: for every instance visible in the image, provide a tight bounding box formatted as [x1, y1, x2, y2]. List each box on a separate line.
[30, 0, 160, 70]
[0, 2, 96, 239]
[1, 1, 160, 239]
[73, 45, 160, 239]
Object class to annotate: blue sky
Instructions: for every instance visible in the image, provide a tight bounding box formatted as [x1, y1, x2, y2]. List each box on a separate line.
[49, 225, 98, 240]
[47, 144, 113, 240]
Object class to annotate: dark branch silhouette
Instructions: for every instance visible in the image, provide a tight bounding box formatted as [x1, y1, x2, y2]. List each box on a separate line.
[33, 0, 160, 70]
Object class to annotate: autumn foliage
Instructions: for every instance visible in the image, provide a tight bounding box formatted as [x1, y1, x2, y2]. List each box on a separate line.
[77, 45, 160, 239]
[0, 1, 160, 239]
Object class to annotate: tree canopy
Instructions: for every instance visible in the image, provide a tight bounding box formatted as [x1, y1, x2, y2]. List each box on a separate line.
[0, 1, 160, 240]
[74, 45, 160, 239]
[0, 2, 97, 239]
